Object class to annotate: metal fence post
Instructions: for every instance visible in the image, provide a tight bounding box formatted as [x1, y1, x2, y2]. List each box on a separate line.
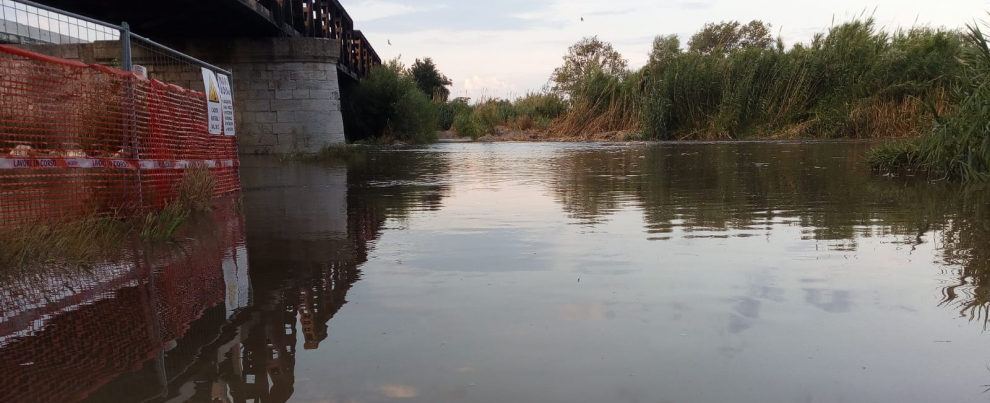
[121, 22, 143, 215]
[121, 22, 132, 71]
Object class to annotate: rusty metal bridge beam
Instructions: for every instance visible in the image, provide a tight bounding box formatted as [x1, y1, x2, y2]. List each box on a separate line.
[251, 0, 378, 80]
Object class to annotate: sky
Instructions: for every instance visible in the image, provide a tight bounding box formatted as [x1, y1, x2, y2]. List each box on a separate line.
[342, 0, 990, 101]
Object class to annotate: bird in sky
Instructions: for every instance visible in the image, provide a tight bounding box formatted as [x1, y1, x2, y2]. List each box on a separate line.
[388, 39, 392, 45]
[581, 17, 584, 22]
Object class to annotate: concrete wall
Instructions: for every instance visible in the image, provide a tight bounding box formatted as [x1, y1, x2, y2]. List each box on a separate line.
[183, 38, 345, 154]
[14, 37, 347, 154]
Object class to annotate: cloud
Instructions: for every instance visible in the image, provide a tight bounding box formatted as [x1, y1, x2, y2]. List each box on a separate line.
[458, 76, 520, 99]
[347, 1, 419, 21]
[676, 1, 712, 10]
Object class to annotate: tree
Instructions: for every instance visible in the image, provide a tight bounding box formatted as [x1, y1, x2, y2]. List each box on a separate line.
[648, 34, 682, 66]
[551, 36, 628, 97]
[410, 57, 453, 102]
[688, 20, 774, 55]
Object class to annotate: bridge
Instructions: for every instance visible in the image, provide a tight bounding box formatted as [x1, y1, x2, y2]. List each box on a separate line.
[26, 0, 381, 80]
[1, 0, 381, 152]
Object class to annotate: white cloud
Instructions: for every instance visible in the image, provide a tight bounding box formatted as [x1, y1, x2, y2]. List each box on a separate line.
[347, 1, 419, 21]
[457, 76, 524, 101]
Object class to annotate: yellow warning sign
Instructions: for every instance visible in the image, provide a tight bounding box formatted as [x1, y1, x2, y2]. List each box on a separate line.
[208, 82, 220, 103]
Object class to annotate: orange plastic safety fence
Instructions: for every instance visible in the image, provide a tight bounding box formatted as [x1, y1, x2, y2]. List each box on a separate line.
[0, 45, 240, 226]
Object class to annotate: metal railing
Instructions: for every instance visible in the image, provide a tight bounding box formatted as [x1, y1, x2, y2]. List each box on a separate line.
[0, 0, 230, 79]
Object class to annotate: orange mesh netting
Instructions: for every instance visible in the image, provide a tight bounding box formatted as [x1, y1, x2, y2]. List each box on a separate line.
[0, 44, 240, 225]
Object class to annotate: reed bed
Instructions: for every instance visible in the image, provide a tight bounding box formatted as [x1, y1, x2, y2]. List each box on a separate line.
[641, 19, 961, 140]
[868, 21, 990, 182]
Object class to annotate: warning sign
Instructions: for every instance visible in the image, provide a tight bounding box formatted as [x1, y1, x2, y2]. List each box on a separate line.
[201, 67, 223, 135]
[208, 83, 220, 103]
[217, 74, 236, 136]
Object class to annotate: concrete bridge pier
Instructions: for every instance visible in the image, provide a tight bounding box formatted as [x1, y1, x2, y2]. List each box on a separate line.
[192, 37, 346, 154]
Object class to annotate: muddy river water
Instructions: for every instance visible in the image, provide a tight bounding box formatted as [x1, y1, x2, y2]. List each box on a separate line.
[2, 141, 990, 403]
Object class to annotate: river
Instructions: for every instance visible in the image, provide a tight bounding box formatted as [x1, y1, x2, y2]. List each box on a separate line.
[2, 141, 989, 403]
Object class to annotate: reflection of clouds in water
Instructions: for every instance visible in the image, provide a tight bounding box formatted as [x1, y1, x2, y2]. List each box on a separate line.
[441, 385, 470, 400]
[728, 297, 762, 334]
[556, 302, 613, 321]
[758, 286, 786, 302]
[804, 289, 852, 313]
[613, 384, 650, 403]
[378, 384, 419, 398]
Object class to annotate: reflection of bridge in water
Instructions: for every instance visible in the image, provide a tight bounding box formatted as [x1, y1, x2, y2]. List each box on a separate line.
[0, 159, 392, 403]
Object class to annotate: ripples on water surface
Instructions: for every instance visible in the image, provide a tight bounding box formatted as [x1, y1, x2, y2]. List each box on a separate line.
[2, 142, 989, 403]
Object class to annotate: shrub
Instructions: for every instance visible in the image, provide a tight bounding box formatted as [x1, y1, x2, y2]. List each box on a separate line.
[438, 99, 471, 130]
[344, 59, 438, 143]
[551, 66, 641, 137]
[514, 115, 534, 131]
[453, 111, 482, 140]
[474, 98, 514, 134]
[514, 92, 568, 122]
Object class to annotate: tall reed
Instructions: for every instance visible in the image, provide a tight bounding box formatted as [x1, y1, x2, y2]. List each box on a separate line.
[868, 20, 990, 182]
[642, 19, 962, 140]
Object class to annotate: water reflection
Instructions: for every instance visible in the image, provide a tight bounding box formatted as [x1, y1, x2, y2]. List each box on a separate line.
[1, 207, 248, 403]
[0, 152, 452, 403]
[1, 142, 989, 403]
[546, 142, 990, 324]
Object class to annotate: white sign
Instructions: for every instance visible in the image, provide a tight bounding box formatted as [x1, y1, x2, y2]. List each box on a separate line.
[201, 67, 223, 135]
[217, 74, 236, 136]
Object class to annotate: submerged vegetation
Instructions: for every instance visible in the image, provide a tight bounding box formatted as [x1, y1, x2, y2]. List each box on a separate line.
[0, 215, 129, 271]
[141, 166, 217, 241]
[1, 165, 222, 268]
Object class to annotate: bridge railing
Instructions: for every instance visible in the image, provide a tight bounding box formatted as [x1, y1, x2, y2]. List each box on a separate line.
[0, 0, 117, 44]
[0, 0, 232, 87]
[255, 0, 381, 79]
